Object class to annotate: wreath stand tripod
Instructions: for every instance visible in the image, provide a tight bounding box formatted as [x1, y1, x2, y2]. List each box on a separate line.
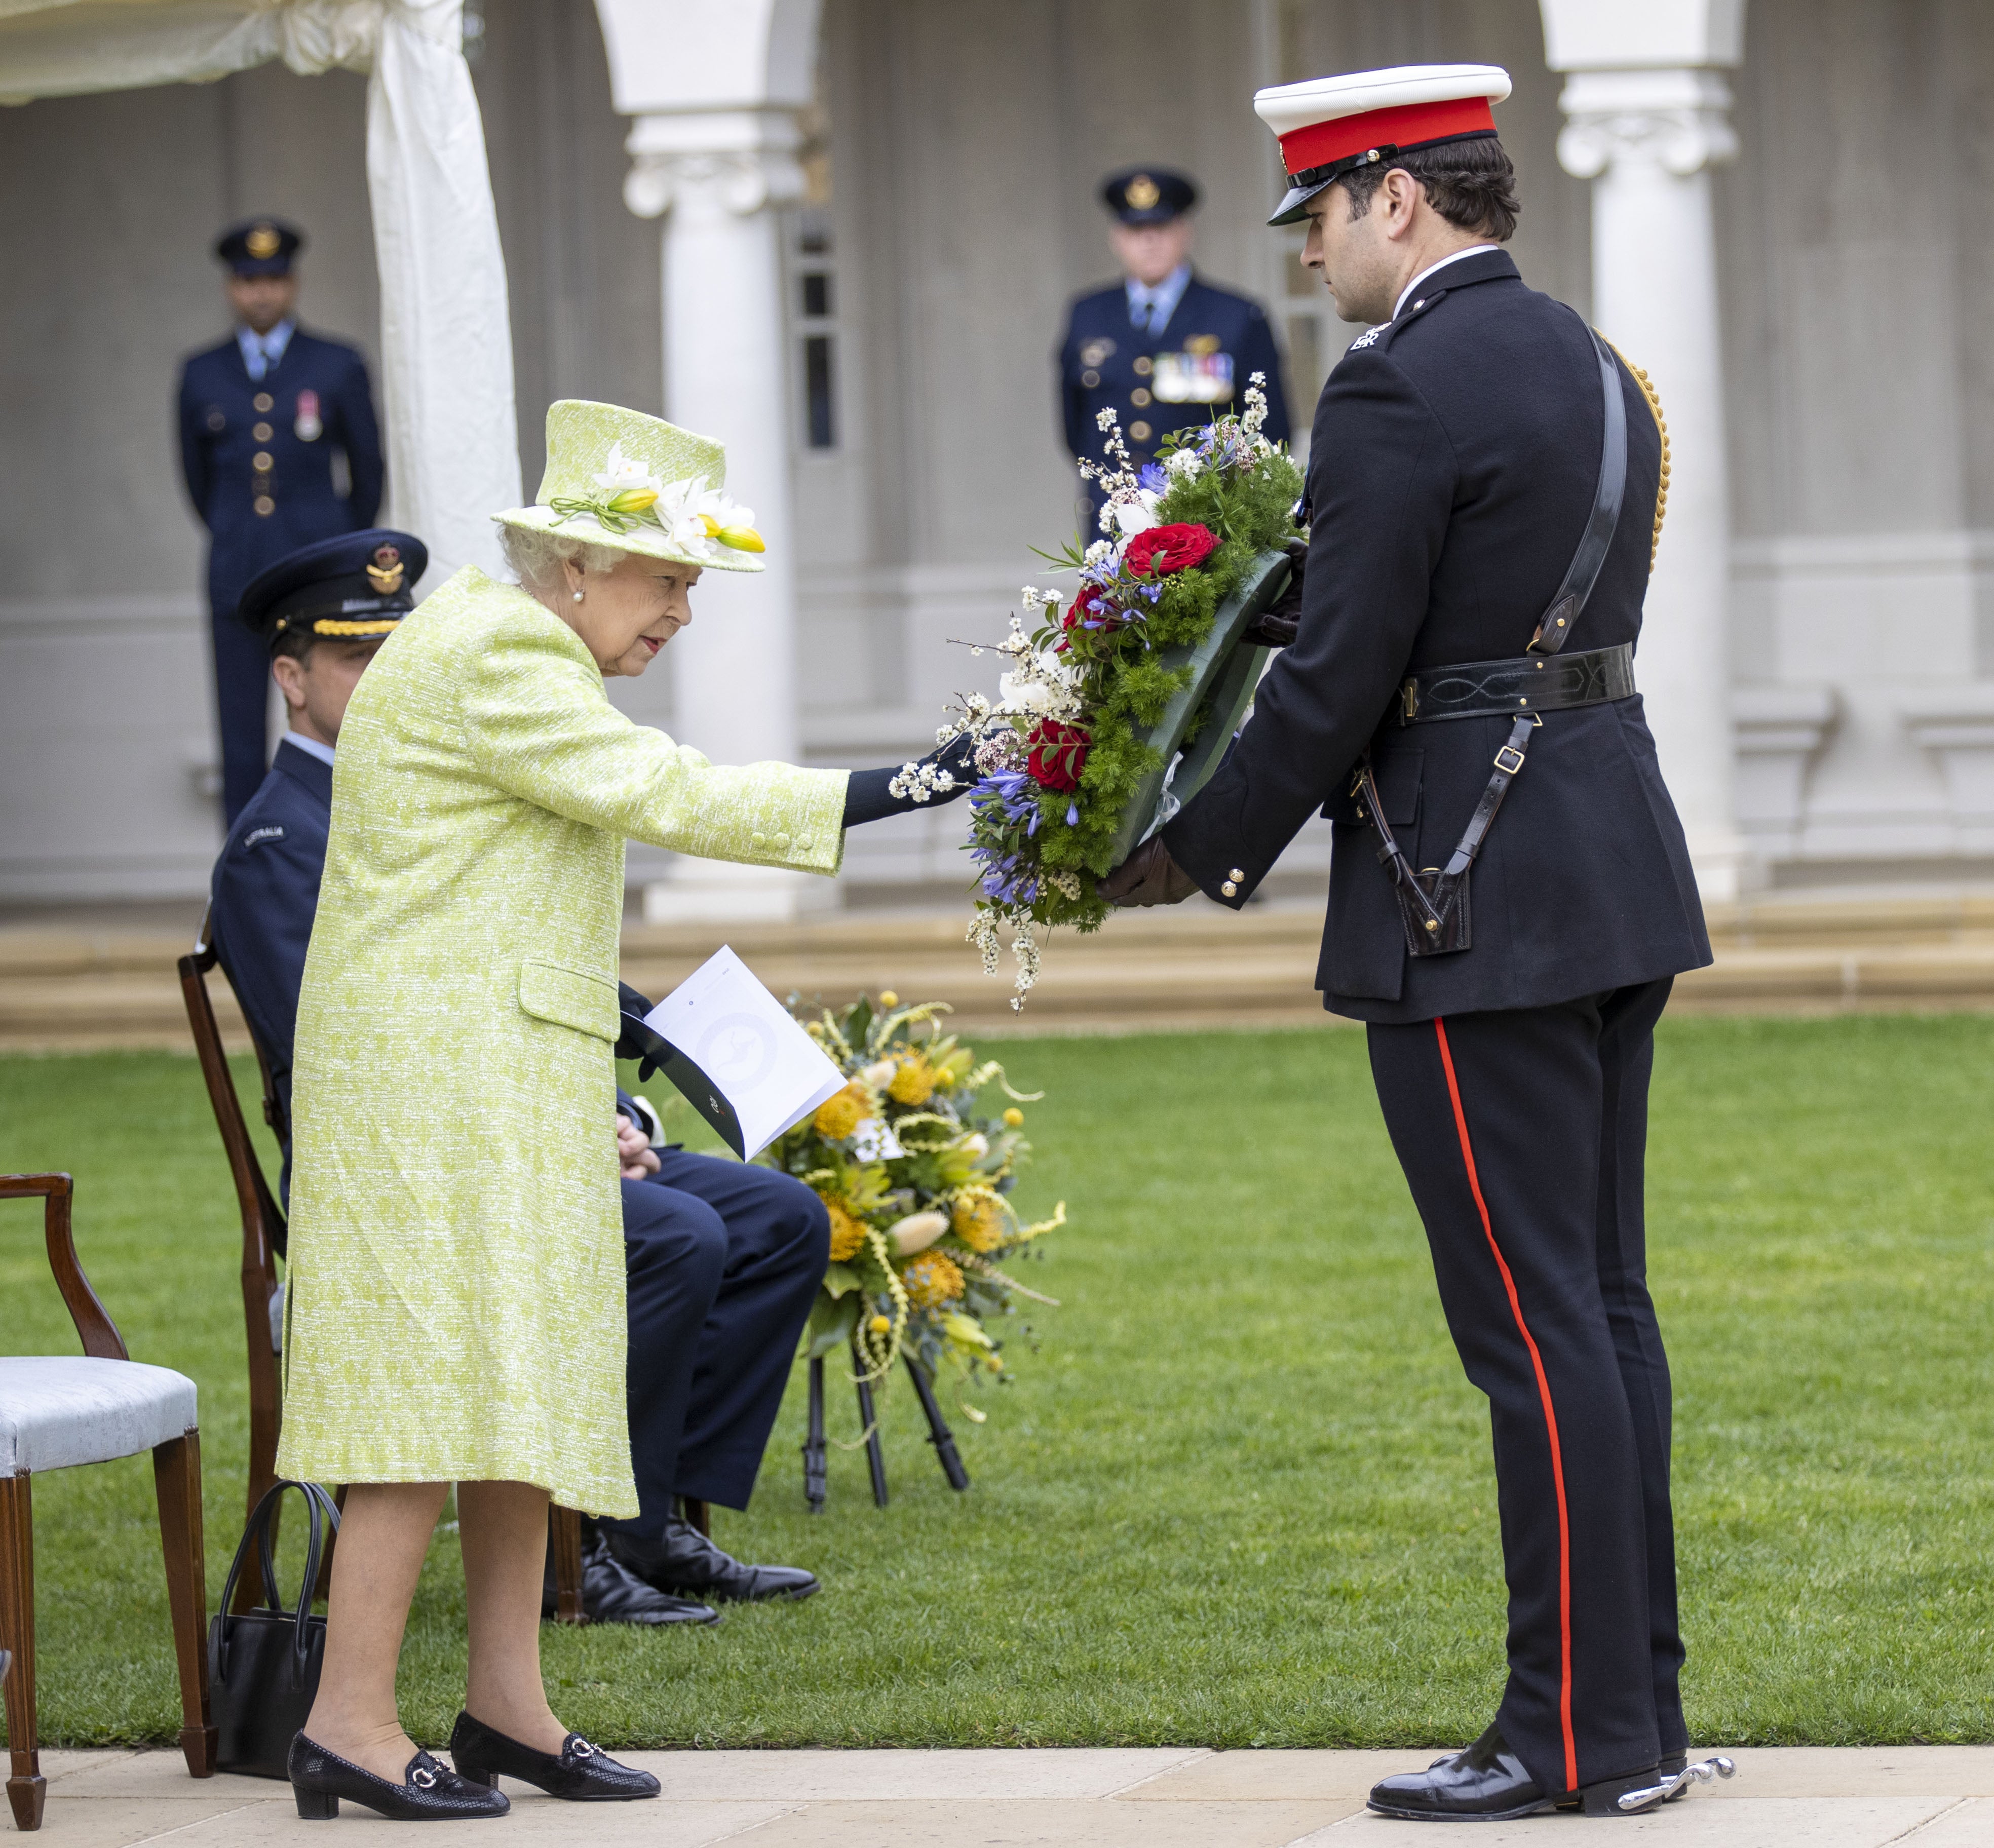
[802, 1347, 969, 1509]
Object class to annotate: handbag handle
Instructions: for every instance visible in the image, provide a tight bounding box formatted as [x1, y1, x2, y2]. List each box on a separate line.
[214, 1478, 341, 1685]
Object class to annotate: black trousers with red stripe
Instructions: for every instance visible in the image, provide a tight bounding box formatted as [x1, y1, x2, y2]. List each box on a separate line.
[1367, 977, 1686, 1796]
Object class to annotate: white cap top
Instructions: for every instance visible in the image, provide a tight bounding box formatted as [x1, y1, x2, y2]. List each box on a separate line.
[1254, 63, 1512, 140]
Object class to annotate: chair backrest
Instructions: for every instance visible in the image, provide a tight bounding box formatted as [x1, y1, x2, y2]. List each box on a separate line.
[178, 946, 285, 1511]
[0, 1173, 127, 1360]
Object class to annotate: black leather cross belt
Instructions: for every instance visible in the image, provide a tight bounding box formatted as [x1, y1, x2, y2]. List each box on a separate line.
[1396, 641, 1634, 726]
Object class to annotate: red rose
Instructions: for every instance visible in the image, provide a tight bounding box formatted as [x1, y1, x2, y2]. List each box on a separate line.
[1026, 720, 1090, 792]
[1062, 583, 1128, 635]
[1123, 522, 1219, 578]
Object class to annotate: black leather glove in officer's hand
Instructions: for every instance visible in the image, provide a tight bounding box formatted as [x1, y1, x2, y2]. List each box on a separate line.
[1097, 837, 1200, 907]
[1239, 536, 1309, 648]
[842, 730, 980, 827]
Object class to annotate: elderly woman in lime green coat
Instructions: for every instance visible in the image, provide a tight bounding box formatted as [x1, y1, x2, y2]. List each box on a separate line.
[277, 403, 971, 1822]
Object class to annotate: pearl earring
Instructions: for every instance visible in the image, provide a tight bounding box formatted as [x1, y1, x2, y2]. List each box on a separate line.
[572, 590, 584, 602]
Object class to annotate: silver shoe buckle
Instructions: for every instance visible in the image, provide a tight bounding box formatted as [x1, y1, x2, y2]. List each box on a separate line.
[411, 1764, 438, 1790]
[570, 1738, 596, 1758]
[1616, 1754, 1737, 1813]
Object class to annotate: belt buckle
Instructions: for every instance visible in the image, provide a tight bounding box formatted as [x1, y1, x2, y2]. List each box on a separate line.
[1492, 742, 1527, 776]
[1400, 677, 1418, 722]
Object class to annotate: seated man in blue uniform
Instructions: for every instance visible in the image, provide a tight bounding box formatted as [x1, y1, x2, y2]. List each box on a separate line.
[208, 530, 826, 1628]
[177, 219, 385, 825]
[1057, 167, 1291, 520]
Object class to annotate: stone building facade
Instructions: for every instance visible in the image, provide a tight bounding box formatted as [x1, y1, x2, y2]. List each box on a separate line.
[2, 0, 1990, 910]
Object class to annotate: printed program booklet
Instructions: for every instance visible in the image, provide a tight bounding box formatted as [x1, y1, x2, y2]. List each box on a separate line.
[618, 946, 846, 1159]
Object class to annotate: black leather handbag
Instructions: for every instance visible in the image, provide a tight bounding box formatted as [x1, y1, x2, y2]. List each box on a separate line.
[206, 1479, 340, 1779]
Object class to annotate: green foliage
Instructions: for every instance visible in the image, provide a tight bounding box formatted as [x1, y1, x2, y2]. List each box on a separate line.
[6, 1017, 1989, 1748]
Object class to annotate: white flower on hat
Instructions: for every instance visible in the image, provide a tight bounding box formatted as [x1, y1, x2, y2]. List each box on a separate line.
[651, 479, 766, 558]
[593, 443, 662, 496]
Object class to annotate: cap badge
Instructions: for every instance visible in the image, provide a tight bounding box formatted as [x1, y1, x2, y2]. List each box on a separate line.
[1124, 174, 1161, 211]
[246, 224, 281, 259]
[366, 544, 405, 594]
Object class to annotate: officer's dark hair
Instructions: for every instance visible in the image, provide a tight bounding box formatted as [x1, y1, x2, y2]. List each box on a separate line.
[269, 625, 320, 667]
[1338, 135, 1519, 242]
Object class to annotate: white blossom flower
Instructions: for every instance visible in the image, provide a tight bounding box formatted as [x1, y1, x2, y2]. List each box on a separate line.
[1111, 490, 1162, 539]
[593, 443, 662, 495]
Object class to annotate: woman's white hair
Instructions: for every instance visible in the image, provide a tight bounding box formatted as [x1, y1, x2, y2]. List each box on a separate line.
[498, 526, 626, 594]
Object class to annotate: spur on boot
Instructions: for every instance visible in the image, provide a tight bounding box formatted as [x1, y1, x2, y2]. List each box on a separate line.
[448, 1711, 661, 1801]
[287, 1732, 510, 1821]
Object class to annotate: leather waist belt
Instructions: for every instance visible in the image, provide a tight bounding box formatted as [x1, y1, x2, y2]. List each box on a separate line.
[1397, 642, 1634, 726]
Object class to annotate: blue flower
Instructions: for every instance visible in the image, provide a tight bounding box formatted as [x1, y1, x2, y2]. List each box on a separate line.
[1137, 461, 1168, 493]
[1066, 804, 1079, 825]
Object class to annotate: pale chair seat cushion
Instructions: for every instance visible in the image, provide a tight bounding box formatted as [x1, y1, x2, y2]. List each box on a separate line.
[0, 1357, 198, 1475]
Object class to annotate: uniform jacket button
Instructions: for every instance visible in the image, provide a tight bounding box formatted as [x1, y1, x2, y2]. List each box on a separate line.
[1220, 880, 1238, 898]
[1229, 868, 1245, 881]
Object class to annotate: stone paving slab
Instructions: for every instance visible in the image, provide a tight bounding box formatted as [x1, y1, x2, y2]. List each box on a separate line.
[18, 1748, 1994, 1846]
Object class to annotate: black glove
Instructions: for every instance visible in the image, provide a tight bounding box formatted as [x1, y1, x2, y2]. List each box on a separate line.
[616, 982, 666, 1080]
[842, 730, 980, 827]
[1240, 537, 1309, 648]
[1096, 837, 1200, 908]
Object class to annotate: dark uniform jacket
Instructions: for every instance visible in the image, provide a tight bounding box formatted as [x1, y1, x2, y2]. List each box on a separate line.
[208, 738, 334, 1182]
[1059, 274, 1290, 491]
[177, 328, 384, 618]
[1163, 248, 1711, 1023]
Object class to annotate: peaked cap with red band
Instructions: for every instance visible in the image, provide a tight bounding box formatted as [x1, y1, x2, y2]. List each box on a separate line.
[1254, 64, 1511, 225]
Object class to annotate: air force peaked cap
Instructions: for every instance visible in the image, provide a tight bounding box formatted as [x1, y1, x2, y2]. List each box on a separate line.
[1255, 65, 1511, 224]
[215, 217, 303, 276]
[1101, 167, 1198, 224]
[236, 529, 428, 646]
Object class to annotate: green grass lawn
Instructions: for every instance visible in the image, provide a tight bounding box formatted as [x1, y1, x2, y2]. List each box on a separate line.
[3, 1015, 1991, 1750]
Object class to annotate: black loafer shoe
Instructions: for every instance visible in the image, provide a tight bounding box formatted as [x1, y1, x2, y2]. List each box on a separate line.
[288, 1732, 510, 1821]
[607, 1516, 819, 1604]
[449, 1712, 660, 1801]
[544, 1526, 722, 1625]
[1368, 1724, 1555, 1821]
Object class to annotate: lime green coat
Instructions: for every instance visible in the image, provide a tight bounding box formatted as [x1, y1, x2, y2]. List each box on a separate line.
[275, 567, 848, 1515]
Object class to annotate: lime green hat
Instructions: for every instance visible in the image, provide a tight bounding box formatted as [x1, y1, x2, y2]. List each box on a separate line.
[492, 399, 767, 573]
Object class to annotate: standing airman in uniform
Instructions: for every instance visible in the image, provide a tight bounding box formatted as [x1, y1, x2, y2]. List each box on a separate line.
[1057, 167, 1290, 520]
[1102, 67, 1735, 1822]
[176, 218, 384, 823]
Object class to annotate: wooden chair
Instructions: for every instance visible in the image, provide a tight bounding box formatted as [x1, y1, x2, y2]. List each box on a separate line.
[178, 945, 590, 1621]
[1, 1174, 216, 1831]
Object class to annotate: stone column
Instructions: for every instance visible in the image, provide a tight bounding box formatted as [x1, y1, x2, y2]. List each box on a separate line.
[1541, 0, 1750, 905]
[1557, 68, 1745, 903]
[624, 109, 814, 922]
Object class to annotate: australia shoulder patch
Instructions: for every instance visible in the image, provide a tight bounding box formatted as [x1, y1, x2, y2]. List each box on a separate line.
[242, 825, 286, 849]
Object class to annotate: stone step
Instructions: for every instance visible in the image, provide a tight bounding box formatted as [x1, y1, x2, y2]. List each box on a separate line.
[2, 892, 1991, 1052]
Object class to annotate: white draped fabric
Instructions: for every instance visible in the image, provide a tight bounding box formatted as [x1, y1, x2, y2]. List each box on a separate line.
[0, 0, 520, 584]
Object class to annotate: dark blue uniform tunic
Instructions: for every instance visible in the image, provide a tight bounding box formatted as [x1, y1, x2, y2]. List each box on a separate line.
[1163, 248, 1710, 1799]
[177, 332, 384, 822]
[209, 739, 826, 1521]
[1058, 274, 1290, 509]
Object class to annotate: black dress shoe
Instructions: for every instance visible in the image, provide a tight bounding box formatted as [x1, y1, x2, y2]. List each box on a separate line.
[544, 1526, 721, 1625]
[1368, 1724, 1554, 1821]
[448, 1712, 660, 1802]
[287, 1732, 509, 1821]
[607, 1515, 819, 1603]
[1369, 1724, 1662, 1822]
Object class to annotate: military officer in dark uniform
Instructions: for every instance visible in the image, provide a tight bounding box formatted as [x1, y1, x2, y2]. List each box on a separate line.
[1058, 168, 1290, 519]
[177, 219, 385, 825]
[208, 531, 828, 1629]
[1103, 68, 1733, 1822]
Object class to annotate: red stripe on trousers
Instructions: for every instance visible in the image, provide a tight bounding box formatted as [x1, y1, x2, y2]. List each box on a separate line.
[1433, 1017, 1578, 1794]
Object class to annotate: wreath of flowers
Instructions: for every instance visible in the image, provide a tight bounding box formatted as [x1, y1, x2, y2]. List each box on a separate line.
[759, 990, 1064, 1418]
[891, 378, 1304, 1006]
